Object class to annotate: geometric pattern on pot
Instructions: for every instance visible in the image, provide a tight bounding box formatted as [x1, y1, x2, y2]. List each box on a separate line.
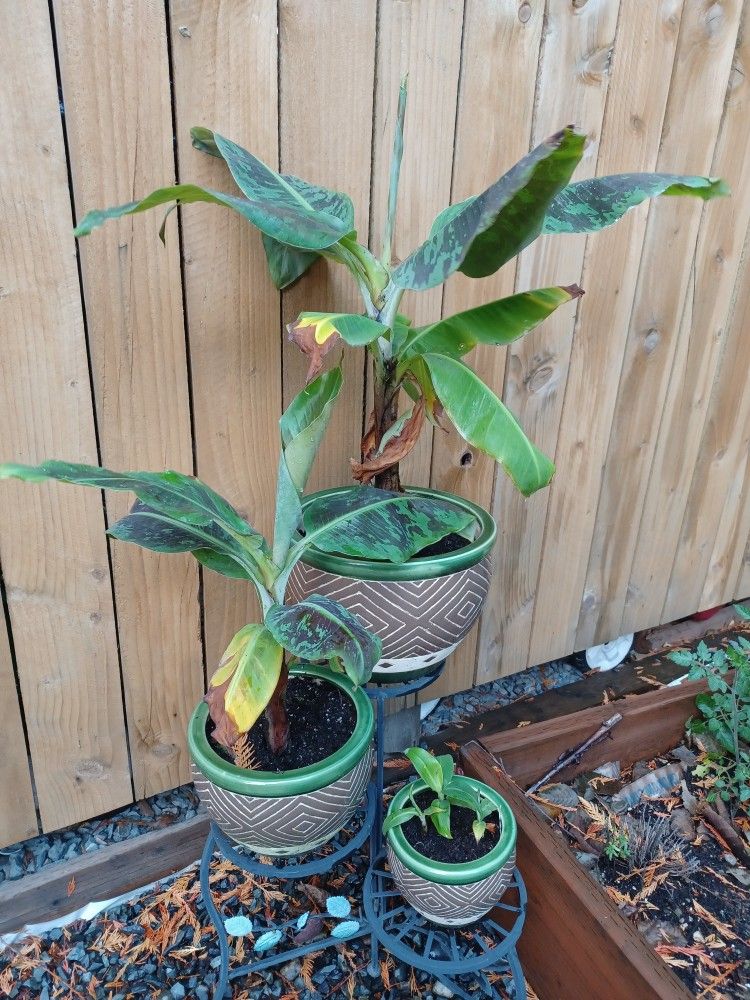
[386, 843, 517, 926]
[191, 747, 373, 856]
[286, 555, 492, 679]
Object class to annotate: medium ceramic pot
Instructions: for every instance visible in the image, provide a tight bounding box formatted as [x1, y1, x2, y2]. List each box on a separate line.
[188, 664, 374, 856]
[286, 486, 496, 682]
[385, 776, 517, 926]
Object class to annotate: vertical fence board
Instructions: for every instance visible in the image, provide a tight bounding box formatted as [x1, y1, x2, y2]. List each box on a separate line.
[370, 0, 465, 490]
[0, 0, 132, 831]
[476, 0, 620, 681]
[170, 0, 280, 669]
[528, 0, 684, 667]
[426, 0, 544, 698]
[665, 223, 750, 619]
[624, 18, 750, 633]
[0, 596, 38, 845]
[2, 4, 750, 843]
[279, 0, 377, 492]
[575, 0, 742, 650]
[53, 0, 203, 797]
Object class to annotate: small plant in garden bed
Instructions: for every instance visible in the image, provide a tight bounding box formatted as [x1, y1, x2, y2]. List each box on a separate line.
[669, 606, 750, 809]
[540, 739, 750, 996]
[0, 369, 468, 764]
[72, 81, 728, 495]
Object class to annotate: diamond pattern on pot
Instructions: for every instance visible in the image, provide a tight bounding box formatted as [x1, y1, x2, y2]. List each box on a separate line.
[286, 557, 492, 663]
[191, 748, 373, 855]
[386, 843, 517, 926]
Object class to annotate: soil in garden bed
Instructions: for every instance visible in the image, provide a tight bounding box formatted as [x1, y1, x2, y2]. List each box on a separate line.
[540, 747, 750, 996]
[400, 789, 500, 863]
[208, 676, 356, 772]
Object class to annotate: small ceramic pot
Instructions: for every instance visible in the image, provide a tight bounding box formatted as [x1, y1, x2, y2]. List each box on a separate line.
[286, 486, 496, 682]
[385, 776, 517, 926]
[188, 664, 374, 856]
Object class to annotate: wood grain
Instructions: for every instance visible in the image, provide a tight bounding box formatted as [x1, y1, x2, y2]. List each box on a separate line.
[0, 591, 38, 846]
[476, 0, 620, 682]
[0, 0, 132, 831]
[479, 678, 707, 788]
[54, 0, 203, 798]
[370, 0, 465, 490]
[528, 0, 684, 667]
[460, 741, 693, 1000]
[624, 17, 750, 633]
[576, 0, 742, 650]
[279, 0, 377, 492]
[665, 221, 750, 619]
[425, 0, 544, 700]
[0, 814, 209, 935]
[170, 0, 281, 669]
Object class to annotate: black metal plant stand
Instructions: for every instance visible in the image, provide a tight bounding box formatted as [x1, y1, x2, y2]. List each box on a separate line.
[198, 663, 527, 999]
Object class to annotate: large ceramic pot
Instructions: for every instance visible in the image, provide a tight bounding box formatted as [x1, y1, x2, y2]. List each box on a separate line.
[385, 776, 517, 926]
[286, 486, 496, 682]
[188, 664, 374, 856]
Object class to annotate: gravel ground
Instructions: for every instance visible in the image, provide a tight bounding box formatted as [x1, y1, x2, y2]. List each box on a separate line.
[421, 658, 581, 736]
[0, 827, 524, 999]
[0, 786, 201, 886]
[0, 658, 580, 997]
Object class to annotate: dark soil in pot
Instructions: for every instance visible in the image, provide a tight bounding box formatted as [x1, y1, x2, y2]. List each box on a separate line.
[414, 532, 471, 558]
[401, 789, 501, 864]
[207, 675, 356, 772]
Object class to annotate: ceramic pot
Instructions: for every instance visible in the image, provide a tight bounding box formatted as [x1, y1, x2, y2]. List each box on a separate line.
[286, 486, 496, 682]
[385, 776, 516, 926]
[188, 664, 374, 856]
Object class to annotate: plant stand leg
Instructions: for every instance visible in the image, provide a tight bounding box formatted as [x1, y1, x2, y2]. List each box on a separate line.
[199, 828, 230, 1000]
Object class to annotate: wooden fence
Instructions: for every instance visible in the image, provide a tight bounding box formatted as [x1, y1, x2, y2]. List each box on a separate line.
[1, 0, 749, 845]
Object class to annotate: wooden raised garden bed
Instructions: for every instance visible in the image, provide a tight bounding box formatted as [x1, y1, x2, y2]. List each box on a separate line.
[460, 679, 714, 1000]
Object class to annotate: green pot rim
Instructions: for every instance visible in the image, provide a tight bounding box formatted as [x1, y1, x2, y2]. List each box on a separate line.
[298, 485, 496, 581]
[386, 776, 517, 885]
[188, 663, 374, 798]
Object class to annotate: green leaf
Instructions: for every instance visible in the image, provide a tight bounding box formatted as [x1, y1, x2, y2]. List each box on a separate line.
[265, 594, 381, 686]
[383, 807, 421, 834]
[392, 127, 585, 290]
[472, 819, 487, 843]
[75, 131, 355, 252]
[400, 285, 583, 360]
[273, 367, 343, 566]
[261, 234, 319, 290]
[444, 782, 481, 814]
[424, 354, 555, 496]
[429, 801, 452, 839]
[435, 754, 456, 790]
[300, 485, 475, 564]
[0, 461, 277, 587]
[405, 748, 444, 795]
[543, 173, 729, 235]
[191, 126, 222, 157]
[289, 312, 388, 347]
[73, 184, 299, 241]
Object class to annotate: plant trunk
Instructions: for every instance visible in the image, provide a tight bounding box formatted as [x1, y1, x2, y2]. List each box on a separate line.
[372, 360, 402, 492]
[265, 661, 289, 754]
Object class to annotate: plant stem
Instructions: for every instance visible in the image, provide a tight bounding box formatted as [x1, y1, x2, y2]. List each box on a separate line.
[372, 358, 402, 491]
[382, 76, 408, 269]
[265, 661, 290, 754]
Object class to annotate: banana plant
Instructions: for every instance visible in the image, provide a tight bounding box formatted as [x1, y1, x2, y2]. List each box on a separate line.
[73, 81, 728, 495]
[0, 370, 471, 755]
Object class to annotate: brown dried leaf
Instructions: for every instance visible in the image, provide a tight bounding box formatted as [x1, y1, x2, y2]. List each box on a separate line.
[204, 679, 239, 748]
[351, 398, 425, 484]
[287, 320, 340, 383]
[67, 876, 76, 897]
